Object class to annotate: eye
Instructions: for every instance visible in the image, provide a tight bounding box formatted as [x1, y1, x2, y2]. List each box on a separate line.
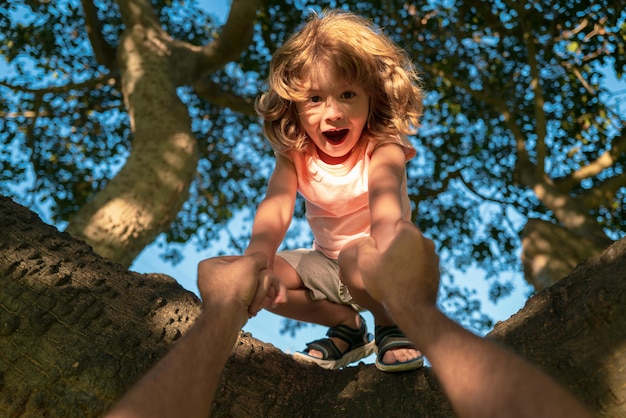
[310, 95, 322, 103]
[341, 91, 356, 99]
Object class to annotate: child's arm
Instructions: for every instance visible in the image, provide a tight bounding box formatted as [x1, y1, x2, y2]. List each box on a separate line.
[368, 143, 409, 251]
[244, 153, 298, 266]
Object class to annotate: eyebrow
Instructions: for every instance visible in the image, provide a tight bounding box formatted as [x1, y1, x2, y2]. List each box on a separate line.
[306, 84, 359, 93]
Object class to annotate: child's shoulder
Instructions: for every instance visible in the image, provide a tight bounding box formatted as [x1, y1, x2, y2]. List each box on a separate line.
[368, 135, 417, 161]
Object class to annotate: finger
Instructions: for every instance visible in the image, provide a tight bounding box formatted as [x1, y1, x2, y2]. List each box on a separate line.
[248, 268, 273, 316]
[261, 280, 286, 309]
[270, 282, 287, 306]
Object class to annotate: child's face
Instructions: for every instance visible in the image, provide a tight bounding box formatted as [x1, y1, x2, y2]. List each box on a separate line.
[295, 61, 369, 164]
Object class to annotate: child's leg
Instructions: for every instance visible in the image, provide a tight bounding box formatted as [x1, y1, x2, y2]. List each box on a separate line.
[338, 240, 422, 366]
[269, 255, 358, 327]
[268, 254, 365, 359]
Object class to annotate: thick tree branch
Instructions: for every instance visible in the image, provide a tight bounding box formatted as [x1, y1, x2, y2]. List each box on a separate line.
[3, 197, 624, 416]
[199, 0, 261, 75]
[80, 0, 118, 71]
[578, 173, 626, 210]
[116, 0, 161, 29]
[192, 78, 257, 117]
[532, 179, 611, 247]
[114, 0, 259, 88]
[65, 0, 200, 267]
[0, 75, 115, 95]
[557, 130, 626, 191]
[523, 20, 548, 181]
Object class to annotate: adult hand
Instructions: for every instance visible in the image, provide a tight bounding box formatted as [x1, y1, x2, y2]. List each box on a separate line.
[197, 254, 284, 321]
[356, 221, 440, 313]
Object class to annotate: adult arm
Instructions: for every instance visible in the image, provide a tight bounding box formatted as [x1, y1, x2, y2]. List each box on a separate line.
[356, 221, 592, 418]
[106, 255, 279, 418]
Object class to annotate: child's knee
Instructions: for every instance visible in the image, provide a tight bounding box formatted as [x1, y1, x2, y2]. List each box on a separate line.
[273, 255, 303, 289]
[338, 238, 369, 274]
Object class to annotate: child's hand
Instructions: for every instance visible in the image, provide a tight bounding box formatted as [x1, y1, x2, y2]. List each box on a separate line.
[248, 266, 286, 317]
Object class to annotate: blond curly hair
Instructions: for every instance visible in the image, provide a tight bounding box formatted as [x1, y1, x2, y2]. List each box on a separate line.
[256, 10, 423, 155]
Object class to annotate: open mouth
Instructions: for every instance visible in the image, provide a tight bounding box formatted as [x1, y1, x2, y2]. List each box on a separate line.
[322, 129, 349, 144]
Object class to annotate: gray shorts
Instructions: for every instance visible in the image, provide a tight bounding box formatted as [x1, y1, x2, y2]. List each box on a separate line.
[277, 249, 361, 310]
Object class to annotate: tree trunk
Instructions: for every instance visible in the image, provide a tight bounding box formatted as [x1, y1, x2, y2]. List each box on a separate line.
[63, 0, 260, 269]
[521, 218, 606, 290]
[1, 196, 624, 417]
[65, 21, 199, 268]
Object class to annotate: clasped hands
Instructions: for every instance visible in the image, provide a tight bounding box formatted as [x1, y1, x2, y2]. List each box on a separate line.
[197, 254, 285, 320]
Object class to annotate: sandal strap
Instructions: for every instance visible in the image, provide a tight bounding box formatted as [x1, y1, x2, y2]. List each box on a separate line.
[303, 314, 370, 361]
[326, 314, 369, 352]
[304, 338, 343, 360]
[375, 325, 415, 357]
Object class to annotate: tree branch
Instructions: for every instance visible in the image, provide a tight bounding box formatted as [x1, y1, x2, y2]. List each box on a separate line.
[557, 130, 626, 191]
[522, 20, 548, 181]
[80, 0, 118, 71]
[23, 94, 45, 203]
[192, 78, 257, 117]
[457, 173, 514, 206]
[532, 179, 611, 247]
[199, 0, 261, 75]
[116, 0, 161, 29]
[554, 18, 590, 42]
[578, 172, 626, 210]
[412, 168, 463, 200]
[0, 75, 115, 95]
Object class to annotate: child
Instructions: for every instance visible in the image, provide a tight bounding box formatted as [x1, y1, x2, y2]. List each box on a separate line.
[245, 10, 424, 372]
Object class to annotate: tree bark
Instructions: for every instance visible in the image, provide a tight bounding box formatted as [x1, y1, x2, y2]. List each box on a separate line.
[1, 196, 624, 417]
[521, 218, 606, 290]
[65, 5, 199, 268]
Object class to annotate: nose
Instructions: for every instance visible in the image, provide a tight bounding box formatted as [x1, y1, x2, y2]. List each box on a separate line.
[323, 98, 344, 121]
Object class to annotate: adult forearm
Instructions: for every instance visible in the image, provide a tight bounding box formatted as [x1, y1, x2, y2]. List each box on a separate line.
[106, 309, 246, 418]
[386, 304, 591, 418]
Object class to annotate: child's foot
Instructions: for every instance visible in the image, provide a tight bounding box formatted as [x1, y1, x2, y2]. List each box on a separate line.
[374, 325, 424, 372]
[293, 314, 374, 370]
